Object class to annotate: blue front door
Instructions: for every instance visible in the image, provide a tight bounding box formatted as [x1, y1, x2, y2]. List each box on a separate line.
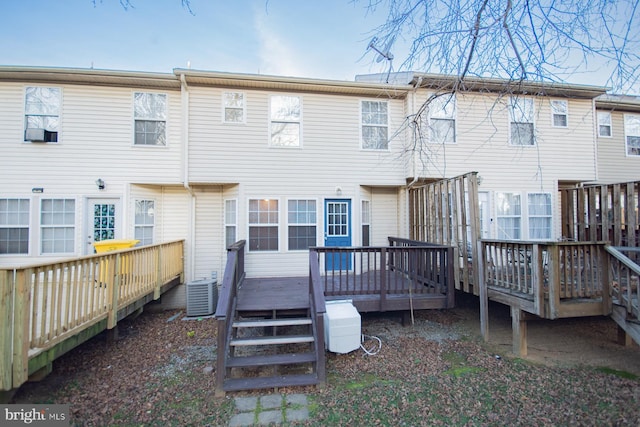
[324, 199, 352, 270]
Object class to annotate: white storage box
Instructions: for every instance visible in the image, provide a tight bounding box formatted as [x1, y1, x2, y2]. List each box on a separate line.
[324, 300, 361, 354]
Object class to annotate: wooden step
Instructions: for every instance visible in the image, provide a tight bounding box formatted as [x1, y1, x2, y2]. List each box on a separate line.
[227, 352, 316, 368]
[230, 335, 314, 346]
[223, 373, 319, 392]
[232, 318, 312, 328]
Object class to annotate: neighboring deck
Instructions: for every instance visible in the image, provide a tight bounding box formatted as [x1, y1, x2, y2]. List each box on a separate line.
[0, 240, 184, 394]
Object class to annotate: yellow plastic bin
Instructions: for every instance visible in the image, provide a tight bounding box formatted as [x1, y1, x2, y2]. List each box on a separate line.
[93, 239, 140, 253]
[93, 239, 140, 285]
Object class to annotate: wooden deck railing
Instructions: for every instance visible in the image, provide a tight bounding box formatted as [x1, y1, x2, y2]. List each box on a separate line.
[606, 246, 640, 321]
[215, 240, 246, 397]
[308, 251, 326, 386]
[310, 238, 455, 310]
[480, 240, 610, 318]
[1, 240, 184, 391]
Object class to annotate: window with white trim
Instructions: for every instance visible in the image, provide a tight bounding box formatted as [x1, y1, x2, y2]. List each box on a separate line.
[361, 200, 371, 246]
[509, 97, 535, 146]
[225, 199, 237, 248]
[288, 199, 316, 250]
[134, 92, 167, 146]
[40, 199, 75, 254]
[270, 95, 301, 147]
[551, 100, 568, 127]
[429, 94, 456, 143]
[597, 111, 612, 137]
[223, 92, 245, 123]
[0, 199, 30, 254]
[624, 114, 640, 156]
[134, 200, 155, 246]
[24, 87, 60, 143]
[361, 100, 389, 150]
[248, 199, 278, 251]
[528, 193, 552, 240]
[496, 192, 521, 239]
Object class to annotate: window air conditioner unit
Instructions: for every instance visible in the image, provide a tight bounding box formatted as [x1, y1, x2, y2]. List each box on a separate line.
[25, 128, 46, 142]
[186, 277, 218, 317]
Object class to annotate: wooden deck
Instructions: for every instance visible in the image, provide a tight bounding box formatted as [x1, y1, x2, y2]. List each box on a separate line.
[1, 240, 184, 394]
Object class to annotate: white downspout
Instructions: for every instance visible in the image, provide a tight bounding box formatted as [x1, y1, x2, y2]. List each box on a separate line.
[407, 76, 423, 189]
[180, 73, 196, 281]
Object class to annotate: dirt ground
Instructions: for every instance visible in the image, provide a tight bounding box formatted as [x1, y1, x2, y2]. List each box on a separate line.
[452, 293, 640, 376]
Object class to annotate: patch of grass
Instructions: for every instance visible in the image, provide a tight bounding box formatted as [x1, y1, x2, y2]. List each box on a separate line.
[444, 365, 484, 377]
[596, 367, 638, 380]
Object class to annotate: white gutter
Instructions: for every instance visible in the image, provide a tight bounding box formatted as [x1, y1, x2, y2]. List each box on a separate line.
[180, 73, 196, 281]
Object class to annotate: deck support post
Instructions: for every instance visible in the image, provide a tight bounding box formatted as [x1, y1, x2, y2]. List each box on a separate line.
[617, 325, 632, 347]
[477, 241, 489, 341]
[511, 306, 528, 357]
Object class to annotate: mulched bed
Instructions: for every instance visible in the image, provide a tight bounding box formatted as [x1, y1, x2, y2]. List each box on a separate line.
[10, 303, 640, 426]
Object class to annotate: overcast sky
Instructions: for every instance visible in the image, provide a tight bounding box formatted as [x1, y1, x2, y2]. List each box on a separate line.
[0, 0, 397, 80]
[0, 0, 632, 92]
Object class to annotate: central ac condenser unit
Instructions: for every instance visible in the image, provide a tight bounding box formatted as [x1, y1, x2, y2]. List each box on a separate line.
[186, 278, 218, 317]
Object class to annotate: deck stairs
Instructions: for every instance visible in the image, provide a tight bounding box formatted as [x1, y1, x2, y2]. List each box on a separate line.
[221, 304, 322, 392]
[607, 246, 640, 346]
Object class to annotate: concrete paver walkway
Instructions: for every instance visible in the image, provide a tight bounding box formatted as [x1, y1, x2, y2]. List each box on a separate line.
[229, 393, 310, 426]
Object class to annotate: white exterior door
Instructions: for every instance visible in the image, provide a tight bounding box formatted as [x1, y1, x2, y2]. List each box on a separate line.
[85, 198, 120, 254]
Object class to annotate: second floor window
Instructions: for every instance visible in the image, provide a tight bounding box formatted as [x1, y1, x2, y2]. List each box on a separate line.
[551, 100, 568, 127]
[509, 97, 535, 146]
[134, 92, 167, 146]
[362, 100, 389, 149]
[624, 114, 640, 156]
[25, 87, 60, 143]
[270, 95, 301, 147]
[597, 111, 612, 137]
[429, 94, 456, 144]
[223, 92, 245, 123]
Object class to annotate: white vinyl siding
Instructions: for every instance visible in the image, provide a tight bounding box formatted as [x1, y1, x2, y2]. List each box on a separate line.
[597, 111, 612, 137]
[24, 86, 60, 143]
[248, 199, 278, 251]
[429, 94, 456, 143]
[509, 97, 535, 146]
[0, 198, 30, 254]
[134, 92, 167, 146]
[40, 198, 75, 254]
[361, 100, 389, 150]
[287, 199, 316, 250]
[551, 100, 568, 128]
[223, 92, 245, 124]
[134, 199, 155, 245]
[624, 114, 640, 156]
[270, 95, 301, 147]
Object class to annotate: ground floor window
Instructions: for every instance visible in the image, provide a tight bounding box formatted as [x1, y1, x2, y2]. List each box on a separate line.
[287, 199, 316, 250]
[361, 200, 371, 246]
[0, 198, 30, 254]
[40, 198, 75, 254]
[225, 199, 237, 248]
[496, 192, 521, 239]
[134, 199, 155, 245]
[528, 193, 552, 240]
[249, 199, 278, 251]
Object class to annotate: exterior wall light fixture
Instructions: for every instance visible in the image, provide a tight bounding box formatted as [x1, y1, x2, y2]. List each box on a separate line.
[96, 179, 105, 190]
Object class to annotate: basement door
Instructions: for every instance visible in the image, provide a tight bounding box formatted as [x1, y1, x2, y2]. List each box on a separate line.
[324, 199, 352, 270]
[85, 198, 120, 254]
